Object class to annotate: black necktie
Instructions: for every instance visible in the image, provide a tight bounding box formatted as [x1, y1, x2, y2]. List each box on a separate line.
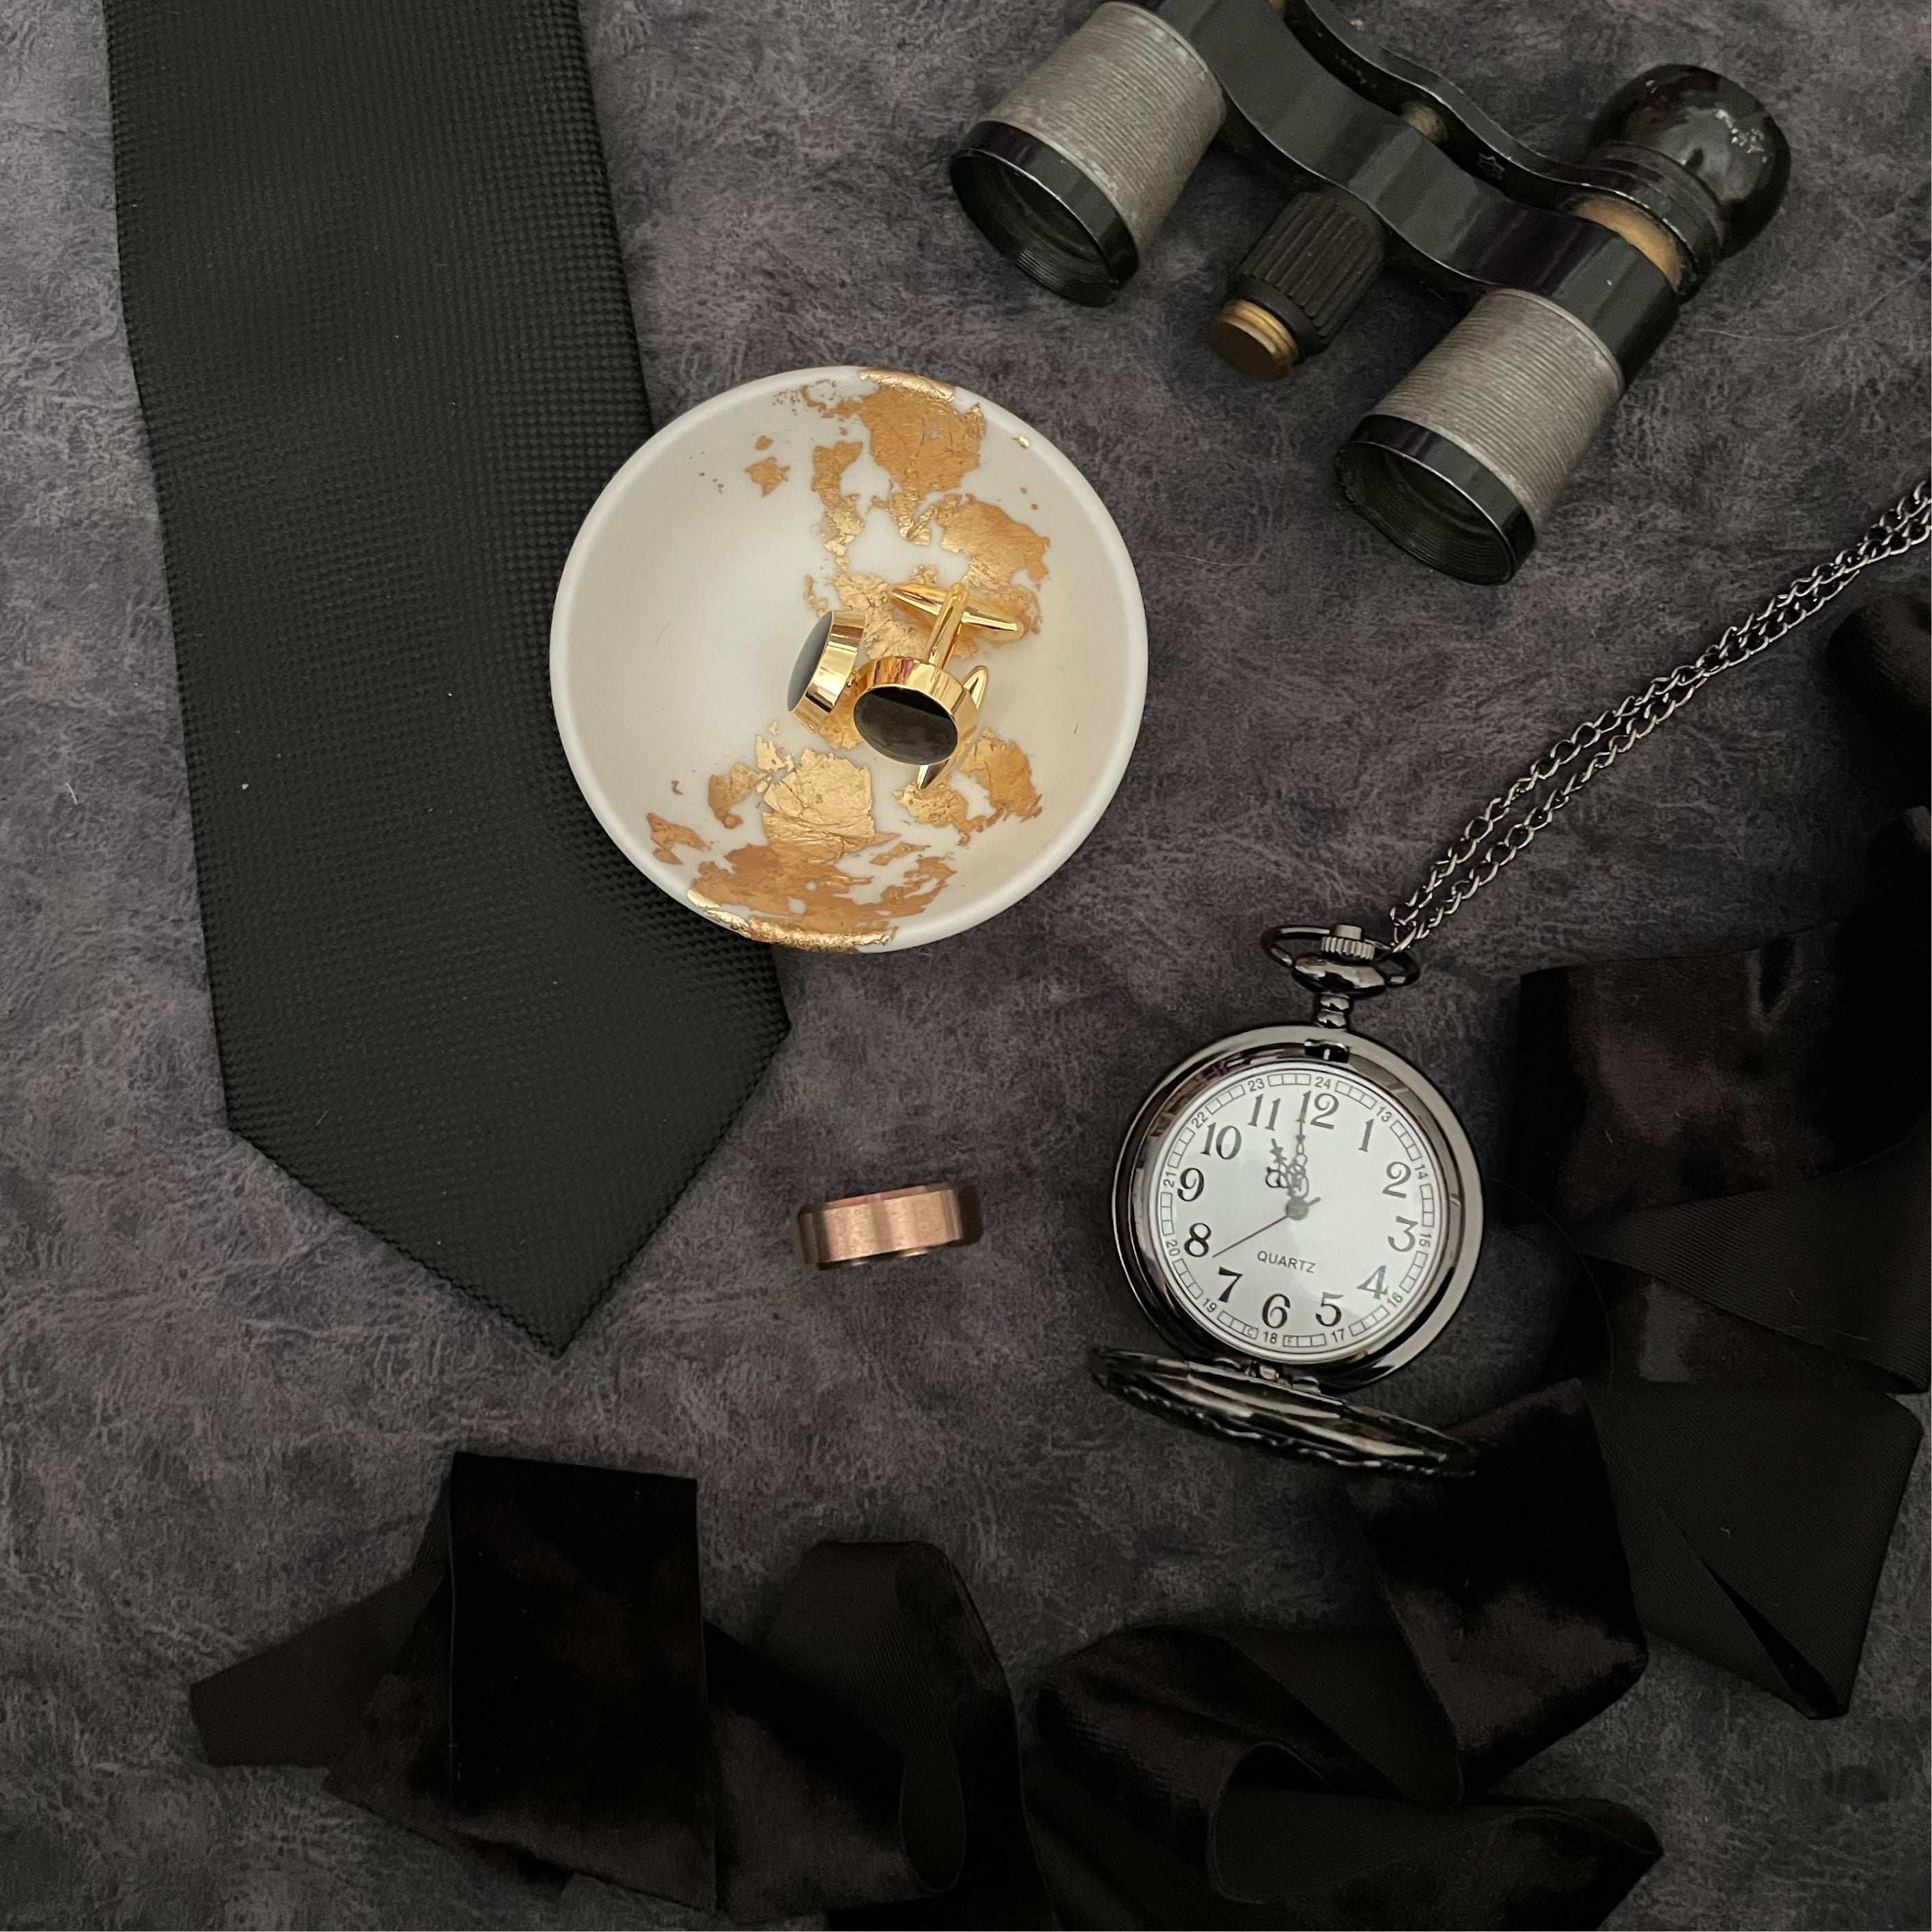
[105, 0, 788, 1349]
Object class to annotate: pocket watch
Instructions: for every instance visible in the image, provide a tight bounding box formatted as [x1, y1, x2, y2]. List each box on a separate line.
[1092, 484, 1931, 1476]
[1098, 926, 1481, 1476]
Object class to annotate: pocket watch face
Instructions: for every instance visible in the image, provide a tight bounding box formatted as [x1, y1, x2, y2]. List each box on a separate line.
[1115, 1028, 1481, 1384]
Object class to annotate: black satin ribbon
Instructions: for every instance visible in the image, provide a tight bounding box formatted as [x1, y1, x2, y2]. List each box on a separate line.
[1508, 792, 1929, 1717]
[193, 1420, 1659, 1929]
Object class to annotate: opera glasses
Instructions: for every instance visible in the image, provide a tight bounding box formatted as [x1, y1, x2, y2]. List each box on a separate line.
[949, 0, 1789, 583]
[790, 579, 1019, 784]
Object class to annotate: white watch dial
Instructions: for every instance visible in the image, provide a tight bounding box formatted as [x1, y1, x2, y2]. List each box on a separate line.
[1142, 1060, 1446, 1365]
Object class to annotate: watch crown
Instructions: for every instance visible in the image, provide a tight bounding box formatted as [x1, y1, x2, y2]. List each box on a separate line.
[1260, 924, 1422, 1016]
[1320, 927, 1378, 961]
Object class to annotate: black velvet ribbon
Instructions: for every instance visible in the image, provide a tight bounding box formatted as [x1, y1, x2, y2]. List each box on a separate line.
[1506, 595, 1930, 1718]
[195, 1453, 1052, 1922]
[1028, 1381, 1658, 1930]
[194, 1416, 1659, 1929]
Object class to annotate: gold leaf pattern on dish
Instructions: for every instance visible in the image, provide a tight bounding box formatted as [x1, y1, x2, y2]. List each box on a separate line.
[857, 384, 987, 528]
[921, 495, 1049, 635]
[896, 782, 963, 832]
[681, 370, 1052, 947]
[856, 368, 958, 405]
[811, 440, 865, 563]
[803, 369, 990, 540]
[895, 733, 1044, 843]
[876, 854, 957, 918]
[708, 762, 764, 831]
[687, 746, 955, 950]
[760, 749, 877, 861]
[961, 731, 1044, 821]
[685, 902, 895, 952]
[831, 567, 935, 655]
[646, 814, 708, 864]
[694, 823, 961, 949]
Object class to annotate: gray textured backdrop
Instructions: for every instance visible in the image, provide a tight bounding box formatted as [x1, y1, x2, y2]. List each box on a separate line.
[1, 0, 1927, 1924]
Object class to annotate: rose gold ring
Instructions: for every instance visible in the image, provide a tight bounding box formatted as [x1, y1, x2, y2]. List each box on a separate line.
[794, 1181, 983, 1269]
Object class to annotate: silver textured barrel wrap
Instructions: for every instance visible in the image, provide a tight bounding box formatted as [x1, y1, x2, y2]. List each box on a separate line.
[987, 3, 1224, 259]
[1374, 290, 1625, 535]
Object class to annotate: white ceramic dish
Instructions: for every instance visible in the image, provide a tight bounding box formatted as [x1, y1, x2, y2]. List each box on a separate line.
[550, 366, 1146, 952]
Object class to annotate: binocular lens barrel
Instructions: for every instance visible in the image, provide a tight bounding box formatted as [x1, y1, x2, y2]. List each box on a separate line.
[1336, 290, 1625, 584]
[951, 2, 1222, 305]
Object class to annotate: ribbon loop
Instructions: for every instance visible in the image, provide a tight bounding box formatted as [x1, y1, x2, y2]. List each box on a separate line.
[1508, 797, 1929, 1717]
[191, 1452, 1050, 1922]
[1027, 1384, 1656, 1927]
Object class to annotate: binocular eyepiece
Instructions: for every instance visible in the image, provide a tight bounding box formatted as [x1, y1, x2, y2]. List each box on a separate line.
[951, 0, 1788, 583]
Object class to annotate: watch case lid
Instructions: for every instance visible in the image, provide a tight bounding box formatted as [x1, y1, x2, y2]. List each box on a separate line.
[1089, 1347, 1476, 1476]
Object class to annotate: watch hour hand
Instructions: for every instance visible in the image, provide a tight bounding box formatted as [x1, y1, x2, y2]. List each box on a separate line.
[1265, 1136, 1305, 1193]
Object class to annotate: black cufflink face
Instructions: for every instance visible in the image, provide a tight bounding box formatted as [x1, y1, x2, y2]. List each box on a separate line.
[853, 679, 965, 766]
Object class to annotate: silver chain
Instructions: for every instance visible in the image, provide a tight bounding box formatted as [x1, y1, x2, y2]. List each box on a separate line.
[1387, 482, 1932, 952]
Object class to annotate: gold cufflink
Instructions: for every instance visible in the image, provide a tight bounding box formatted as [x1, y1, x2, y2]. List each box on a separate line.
[789, 580, 1020, 785]
[788, 610, 864, 731]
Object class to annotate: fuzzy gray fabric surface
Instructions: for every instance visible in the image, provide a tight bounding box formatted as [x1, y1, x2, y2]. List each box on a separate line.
[1, 0, 1927, 1924]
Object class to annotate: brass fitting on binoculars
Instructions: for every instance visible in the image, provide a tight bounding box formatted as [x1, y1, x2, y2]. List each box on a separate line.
[1209, 298, 1299, 380]
[1568, 195, 1689, 289]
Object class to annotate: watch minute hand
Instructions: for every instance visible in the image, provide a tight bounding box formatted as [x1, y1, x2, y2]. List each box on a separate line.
[1212, 1209, 1296, 1260]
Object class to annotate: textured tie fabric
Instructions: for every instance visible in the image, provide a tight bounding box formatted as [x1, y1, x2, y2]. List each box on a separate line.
[104, 0, 788, 1347]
